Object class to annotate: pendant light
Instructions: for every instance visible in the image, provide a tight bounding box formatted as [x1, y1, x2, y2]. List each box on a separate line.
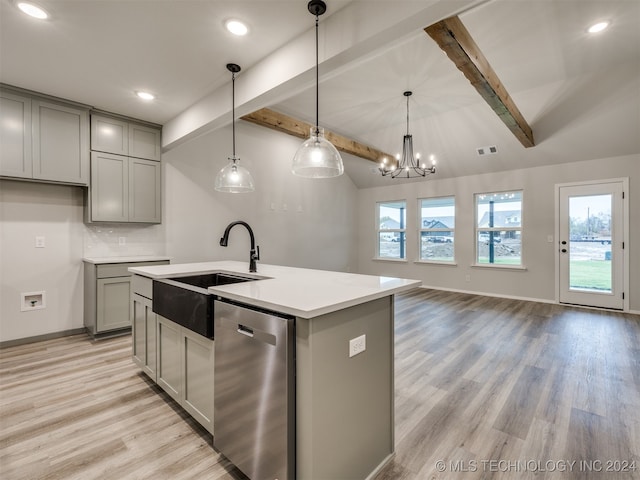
[292, 0, 344, 178]
[215, 63, 255, 193]
[379, 91, 436, 179]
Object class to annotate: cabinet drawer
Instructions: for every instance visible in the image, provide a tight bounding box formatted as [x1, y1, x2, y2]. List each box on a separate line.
[97, 260, 169, 279]
[97, 264, 131, 278]
[132, 274, 153, 299]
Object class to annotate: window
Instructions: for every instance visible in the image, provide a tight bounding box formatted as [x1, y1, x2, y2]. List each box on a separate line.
[475, 191, 522, 265]
[377, 201, 406, 259]
[419, 196, 455, 262]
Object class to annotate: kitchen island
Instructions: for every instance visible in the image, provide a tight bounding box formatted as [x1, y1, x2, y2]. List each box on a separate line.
[129, 261, 421, 480]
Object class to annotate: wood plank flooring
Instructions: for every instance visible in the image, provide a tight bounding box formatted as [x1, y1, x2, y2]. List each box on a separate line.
[1, 289, 639, 479]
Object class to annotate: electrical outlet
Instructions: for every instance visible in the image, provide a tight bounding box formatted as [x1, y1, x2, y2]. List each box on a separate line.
[35, 236, 45, 248]
[349, 334, 366, 358]
[118, 237, 126, 246]
[465, 275, 471, 282]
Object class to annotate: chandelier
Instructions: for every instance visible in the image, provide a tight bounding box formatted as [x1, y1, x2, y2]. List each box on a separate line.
[379, 91, 436, 179]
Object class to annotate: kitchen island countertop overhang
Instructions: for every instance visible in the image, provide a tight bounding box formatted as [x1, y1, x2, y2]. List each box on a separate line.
[129, 260, 421, 318]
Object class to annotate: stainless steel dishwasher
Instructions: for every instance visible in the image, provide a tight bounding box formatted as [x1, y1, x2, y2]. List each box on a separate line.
[213, 299, 295, 480]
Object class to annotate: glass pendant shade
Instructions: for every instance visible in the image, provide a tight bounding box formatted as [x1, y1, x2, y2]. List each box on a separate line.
[292, 127, 344, 178]
[215, 63, 255, 193]
[215, 157, 255, 193]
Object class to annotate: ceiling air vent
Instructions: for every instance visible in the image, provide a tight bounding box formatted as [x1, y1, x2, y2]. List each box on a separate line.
[477, 145, 498, 156]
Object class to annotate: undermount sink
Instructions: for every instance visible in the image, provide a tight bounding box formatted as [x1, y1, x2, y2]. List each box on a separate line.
[152, 271, 265, 339]
[169, 272, 256, 289]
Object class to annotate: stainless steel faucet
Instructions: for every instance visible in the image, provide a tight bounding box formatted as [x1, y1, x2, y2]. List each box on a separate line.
[219, 221, 260, 272]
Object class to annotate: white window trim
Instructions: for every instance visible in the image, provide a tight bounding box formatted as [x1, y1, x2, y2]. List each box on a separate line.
[376, 200, 407, 260]
[474, 190, 523, 267]
[419, 196, 456, 264]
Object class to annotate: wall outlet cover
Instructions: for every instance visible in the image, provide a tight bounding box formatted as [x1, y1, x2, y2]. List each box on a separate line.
[349, 334, 366, 358]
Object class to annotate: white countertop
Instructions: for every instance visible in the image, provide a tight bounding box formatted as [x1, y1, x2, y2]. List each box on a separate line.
[83, 255, 171, 264]
[129, 261, 421, 318]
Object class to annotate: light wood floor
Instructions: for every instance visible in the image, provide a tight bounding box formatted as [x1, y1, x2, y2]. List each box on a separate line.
[1, 289, 639, 479]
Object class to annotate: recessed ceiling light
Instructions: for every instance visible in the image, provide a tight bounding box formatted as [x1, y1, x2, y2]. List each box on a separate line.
[17, 2, 49, 19]
[588, 21, 610, 34]
[225, 19, 248, 36]
[135, 91, 155, 101]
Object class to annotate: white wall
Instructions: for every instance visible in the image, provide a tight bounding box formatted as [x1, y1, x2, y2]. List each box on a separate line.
[356, 154, 640, 312]
[0, 180, 166, 343]
[162, 121, 359, 272]
[0, 181, 85, 341]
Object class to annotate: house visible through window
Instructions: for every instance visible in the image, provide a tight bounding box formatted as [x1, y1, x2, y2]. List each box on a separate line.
[475, 191, 522, 265]
[419, 196, 455, 262]
[377, 201, 406, 259]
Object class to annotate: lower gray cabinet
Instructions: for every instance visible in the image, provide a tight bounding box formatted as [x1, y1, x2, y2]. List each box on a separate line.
[157, 315, 182, 401]
[132, 293, 157, 380]
[84, 260, 168, 338]
[97, 276, 131, 332]
[156, 315, 214, 434]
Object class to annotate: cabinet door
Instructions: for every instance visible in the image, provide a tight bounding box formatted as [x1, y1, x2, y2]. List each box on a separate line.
[90, 152, 129, 222]
[157, 316, 181, 402]
[182, 329, 214, 434]
[129, 158, 161, 223]
[91, 115, 128, 155]
[129, 123, 161, 161]
[132, 294, 157, 380]
[96, 277, 131, 332]
[0, 91, 32, 178]
[32, 100, 89, 185]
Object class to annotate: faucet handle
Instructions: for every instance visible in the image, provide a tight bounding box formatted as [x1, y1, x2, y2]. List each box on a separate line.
[253, 245, 260, 260]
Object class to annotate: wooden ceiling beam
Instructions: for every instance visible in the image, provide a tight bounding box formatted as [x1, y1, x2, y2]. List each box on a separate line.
[425, 16, 535, 148]
[241, 108, 395, 164]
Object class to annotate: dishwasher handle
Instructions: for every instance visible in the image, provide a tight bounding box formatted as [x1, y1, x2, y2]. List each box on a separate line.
[237, 324, 254, 338]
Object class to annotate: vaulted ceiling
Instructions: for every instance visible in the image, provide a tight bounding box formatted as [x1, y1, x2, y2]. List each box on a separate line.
[1, 0, 639, 188]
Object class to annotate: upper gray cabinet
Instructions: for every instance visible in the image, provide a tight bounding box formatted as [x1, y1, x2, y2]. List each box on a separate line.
[33, 100, 90, 184]
[0, 88, 89, 185]
[91, 114, 161, 161]
[0, 91, 32, 178]
[88, 114, 162, 224]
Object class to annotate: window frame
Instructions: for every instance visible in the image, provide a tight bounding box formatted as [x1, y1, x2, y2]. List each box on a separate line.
[418, 196, 456, 264]
[474, 190, 524, 268]
[375, 200, 407, 261]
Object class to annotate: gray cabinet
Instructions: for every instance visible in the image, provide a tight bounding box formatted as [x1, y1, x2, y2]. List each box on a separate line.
[155, 314, 215, 434]
[0, 88, 89, 185]
[132, 293, 157, 380]
[32, 99, 89, 184]
[0, 90, 32, 178]
[84, 260, 168, 338]
[91, 114, 161, 161]
[131, 273, 214, 434]
[88, 152, 161, 223]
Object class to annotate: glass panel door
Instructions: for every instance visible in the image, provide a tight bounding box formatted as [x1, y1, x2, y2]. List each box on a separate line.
[559, 182, 624, 309]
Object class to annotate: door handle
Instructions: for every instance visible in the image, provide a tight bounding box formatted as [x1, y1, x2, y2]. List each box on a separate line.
[561, 240, 567, 245]
[237, 324, 254, 337]
[561, 248, 567, 253]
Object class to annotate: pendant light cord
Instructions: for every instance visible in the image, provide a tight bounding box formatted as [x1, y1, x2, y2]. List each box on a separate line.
[232, 71, 236, 157]
[315, 13, 319, 135]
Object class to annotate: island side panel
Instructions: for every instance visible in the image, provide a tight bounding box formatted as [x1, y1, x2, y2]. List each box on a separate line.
[296, 295, 394, 480]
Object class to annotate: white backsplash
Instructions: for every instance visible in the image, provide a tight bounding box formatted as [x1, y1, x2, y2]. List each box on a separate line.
[84, 223, 165, 257]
